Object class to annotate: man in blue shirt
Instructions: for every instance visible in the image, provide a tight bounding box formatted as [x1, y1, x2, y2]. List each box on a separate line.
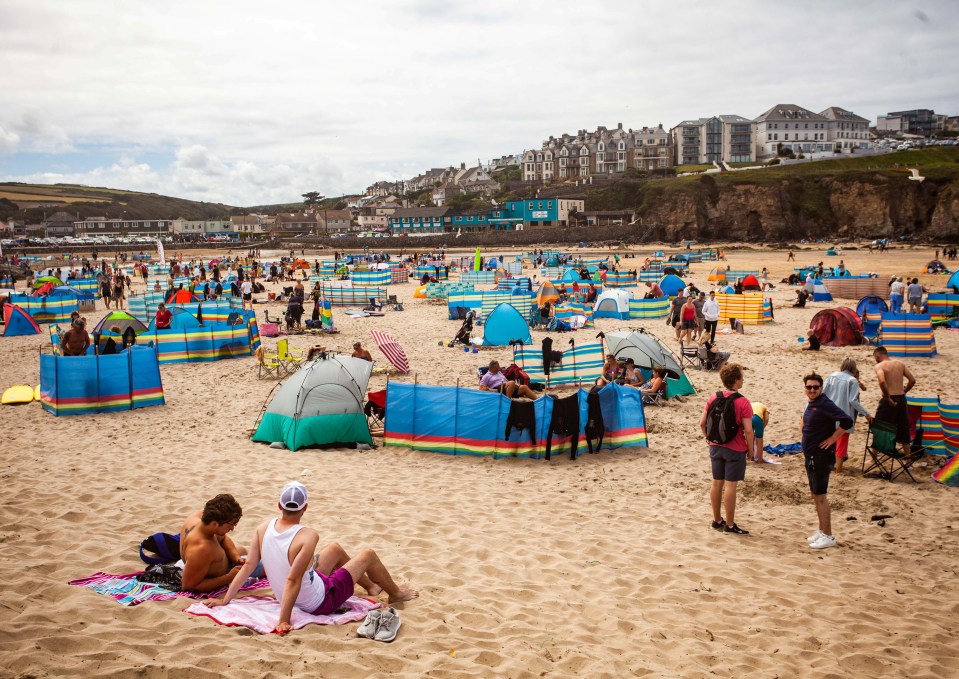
[801, 373, 853, 550]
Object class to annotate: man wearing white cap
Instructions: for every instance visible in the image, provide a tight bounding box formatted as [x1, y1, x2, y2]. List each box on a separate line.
[206, 481, 418, 634]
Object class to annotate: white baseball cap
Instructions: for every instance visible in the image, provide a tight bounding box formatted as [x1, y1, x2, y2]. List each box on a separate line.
[279, 481, 308, 511]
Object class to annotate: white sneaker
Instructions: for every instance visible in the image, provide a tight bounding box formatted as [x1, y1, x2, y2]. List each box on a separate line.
[356, 609, 382, 639]
[810, 534, 838, 550]
[806, 529, 825, 543]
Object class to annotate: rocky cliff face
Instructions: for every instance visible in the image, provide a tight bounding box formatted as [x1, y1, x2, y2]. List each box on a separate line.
[628, 175, 958, 243]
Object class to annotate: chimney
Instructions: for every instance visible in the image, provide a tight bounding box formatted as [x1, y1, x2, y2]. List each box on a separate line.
[618, 122, 622, 130]
[461, 162, 465, 170]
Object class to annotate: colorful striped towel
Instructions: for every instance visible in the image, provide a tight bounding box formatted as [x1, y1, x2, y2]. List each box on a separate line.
[184, 595, 381, 634]
[67, 571, 270, 606]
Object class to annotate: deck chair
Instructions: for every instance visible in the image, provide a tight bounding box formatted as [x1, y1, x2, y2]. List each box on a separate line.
[256, 346, 284, 379]
[679, 342, 701, 371]
[861, 420, 923, 482]
[276, 338, 303, 372]
[364, 389, 387, 431]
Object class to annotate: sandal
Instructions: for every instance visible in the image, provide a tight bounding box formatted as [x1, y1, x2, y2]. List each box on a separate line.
[724, 523, 749, 535]
[711, 518, 726, 530]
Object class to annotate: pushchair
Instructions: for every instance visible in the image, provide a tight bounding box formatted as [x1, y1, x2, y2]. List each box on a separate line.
[449, 310, 475, 346]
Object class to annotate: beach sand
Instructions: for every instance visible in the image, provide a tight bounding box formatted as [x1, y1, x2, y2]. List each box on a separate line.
[1, 243, 958, 678]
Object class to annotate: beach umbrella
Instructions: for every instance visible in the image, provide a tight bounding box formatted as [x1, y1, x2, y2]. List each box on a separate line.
[474, 247, 481, 272]
[370, 329, 410, 374]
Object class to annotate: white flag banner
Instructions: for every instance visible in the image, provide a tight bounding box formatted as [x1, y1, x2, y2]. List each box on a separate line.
[156, 238, 166, 266]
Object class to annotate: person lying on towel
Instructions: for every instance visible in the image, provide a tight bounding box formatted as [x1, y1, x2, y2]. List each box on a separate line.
[206, 482, 418, 634]
[179, 494, 261, 593]
[479, 360, 537, 399]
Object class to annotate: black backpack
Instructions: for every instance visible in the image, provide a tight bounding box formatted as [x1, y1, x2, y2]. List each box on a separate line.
[705, 391, 743, 444]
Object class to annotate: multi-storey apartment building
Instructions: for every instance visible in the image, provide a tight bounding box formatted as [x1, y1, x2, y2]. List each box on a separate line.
[876, 109, 941, 137]
[671, 115, 755, 165]
[525, 123, 673, 182]
[819, 107, 871, 151]
[753, 104, 833, 159]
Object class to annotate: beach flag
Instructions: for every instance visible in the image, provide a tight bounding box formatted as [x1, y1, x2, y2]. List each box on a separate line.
[474, 247, 481, 272]
[321, 298, 334, 331]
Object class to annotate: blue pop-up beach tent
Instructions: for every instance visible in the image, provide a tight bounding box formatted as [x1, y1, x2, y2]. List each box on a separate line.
[659, 274, 686, 297]
[949, 270, 959, 293]
[482, 303, 532, 346]
[2, 303, 41, 337]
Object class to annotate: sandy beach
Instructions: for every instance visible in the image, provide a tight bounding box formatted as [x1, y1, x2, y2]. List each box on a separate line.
[1, 243, 958, 678]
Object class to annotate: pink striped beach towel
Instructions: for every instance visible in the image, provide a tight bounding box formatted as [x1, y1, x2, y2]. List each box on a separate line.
[68, 571, 270, 606]
[184, 595, 381, 634]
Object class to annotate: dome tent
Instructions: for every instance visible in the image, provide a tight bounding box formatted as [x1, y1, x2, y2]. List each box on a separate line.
[536, 281, 559, 308]
[93, 310, 148, 337]
[659, 274, 686, 297]
[602, 329, 695, 397]
[948, 270, 959, 293]
[2, 303, 41, 337]
[809, 307, 864, 347]
[811, 279, 832, 302]
[593, 289, 631, 320]
[148, 307, 202, 330]
[707, 268, 727, 283]
[741, 274, 761, 291]
[252, 355, 373, 451]
[481, 303, 532, 346]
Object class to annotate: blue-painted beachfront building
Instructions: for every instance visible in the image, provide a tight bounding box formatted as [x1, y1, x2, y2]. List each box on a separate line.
[388, 198, 585, 234]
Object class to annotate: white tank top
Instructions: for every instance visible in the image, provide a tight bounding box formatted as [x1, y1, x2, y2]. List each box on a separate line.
[260, 518, 325, 612]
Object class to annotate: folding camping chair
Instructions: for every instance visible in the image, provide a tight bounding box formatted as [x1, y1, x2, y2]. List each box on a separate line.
[364, 389, 387, 432]
[861, 420, 924, 482]
[276, 338, 303, 372]
[256, 346, 284, 379]
[678, 342, 702, 371]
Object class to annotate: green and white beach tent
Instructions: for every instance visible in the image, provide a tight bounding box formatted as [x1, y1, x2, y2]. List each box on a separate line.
[252, 355, 373, 451]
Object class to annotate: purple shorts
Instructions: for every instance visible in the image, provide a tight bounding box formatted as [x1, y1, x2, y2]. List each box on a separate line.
[309, 567, 355, 615]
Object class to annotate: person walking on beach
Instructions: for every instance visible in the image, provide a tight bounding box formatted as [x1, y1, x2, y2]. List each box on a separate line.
[206, 482, 417, 634]
[823, 359, 872, 473]
[702, 290, 720, 344]
[872, 346, 916, 456]
[800, 373, 852, 550]
[701, 363, 754, 536]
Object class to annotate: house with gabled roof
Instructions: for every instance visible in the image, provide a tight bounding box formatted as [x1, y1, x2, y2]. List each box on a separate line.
[819, 107, 871, 152]
[753, 104, 833, 159]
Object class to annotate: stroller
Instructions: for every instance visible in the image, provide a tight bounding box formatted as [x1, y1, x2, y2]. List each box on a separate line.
[449, 310, 475, 346]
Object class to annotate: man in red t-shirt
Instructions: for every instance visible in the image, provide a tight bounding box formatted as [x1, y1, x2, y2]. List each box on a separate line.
[155, 303, 173, 329]
[700, 363, 754, 535]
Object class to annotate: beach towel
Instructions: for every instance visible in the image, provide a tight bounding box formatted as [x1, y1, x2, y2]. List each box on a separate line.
[184, 595, 381, 634]
[68, 571, 270, 606]
[763, 442, 803, 456]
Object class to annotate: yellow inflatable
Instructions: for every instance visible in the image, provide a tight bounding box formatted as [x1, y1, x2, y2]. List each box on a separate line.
[413, 285, 427, 299]
[2, 385, 35, 405]
[34, 385, 41, 401]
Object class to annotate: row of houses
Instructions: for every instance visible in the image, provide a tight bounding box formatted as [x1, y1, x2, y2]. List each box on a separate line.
[521, 103, 875, 180]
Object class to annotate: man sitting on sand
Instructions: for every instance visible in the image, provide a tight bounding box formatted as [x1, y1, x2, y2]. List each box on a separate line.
[352, 342, 373, 361]
[206, 482, 418, 634]
[179, 494, 259, 593]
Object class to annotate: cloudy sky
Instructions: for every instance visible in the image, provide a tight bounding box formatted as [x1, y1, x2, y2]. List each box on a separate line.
[1, 0, 956, 206]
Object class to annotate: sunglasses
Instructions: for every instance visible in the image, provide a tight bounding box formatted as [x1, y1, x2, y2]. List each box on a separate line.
[804, 384, 821, 391]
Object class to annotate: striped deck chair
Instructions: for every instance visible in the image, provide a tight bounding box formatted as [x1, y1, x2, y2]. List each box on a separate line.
[514, 341, 605, 387]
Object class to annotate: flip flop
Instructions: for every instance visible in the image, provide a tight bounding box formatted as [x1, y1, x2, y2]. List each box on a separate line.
[374, 607, 401, 643]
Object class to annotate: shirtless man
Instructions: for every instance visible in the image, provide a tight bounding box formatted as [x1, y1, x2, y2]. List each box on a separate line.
[179, 494, 255, 593]
[206, 482, 417, 634]
[61, 319, 91, 356]
[352, 342, 373, 361]
[873, 346, 917, 455]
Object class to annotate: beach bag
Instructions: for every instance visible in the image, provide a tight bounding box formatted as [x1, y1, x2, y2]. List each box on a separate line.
[503, 363, 530, 386]
[136, 563, 182, 591]
[260, 322, 280, 337]
[705, 392, 743, 445]
[139, 532, 180, 566]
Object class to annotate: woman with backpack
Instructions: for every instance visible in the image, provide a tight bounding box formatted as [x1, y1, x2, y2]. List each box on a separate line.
[700, 363, 755, 536]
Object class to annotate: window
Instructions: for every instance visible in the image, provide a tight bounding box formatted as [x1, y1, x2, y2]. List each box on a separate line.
[548, 201, 553, 208]
[528, 202, 534, 209]
[784, 133, 789, 140]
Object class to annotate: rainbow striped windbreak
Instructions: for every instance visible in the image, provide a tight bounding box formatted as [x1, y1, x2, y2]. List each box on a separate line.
[39, 345, 165, 416]
[514, 341, 604, 386]
[715, 293, 772, 325]
[926, 294, 959, 322]
[350, 269, 391, 286]
[604, 271, 637, 287]
[878, 313, 937, 357]
[7, 294, 79, 324]
[320, 284, 387, 306]
[383, 381, 647, 459]
[629, 297, 670, 319]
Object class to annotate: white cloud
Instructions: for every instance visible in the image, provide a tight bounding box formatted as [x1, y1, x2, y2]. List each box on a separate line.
[0, 0, 957, 204]
[0, 126, 20, 154]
